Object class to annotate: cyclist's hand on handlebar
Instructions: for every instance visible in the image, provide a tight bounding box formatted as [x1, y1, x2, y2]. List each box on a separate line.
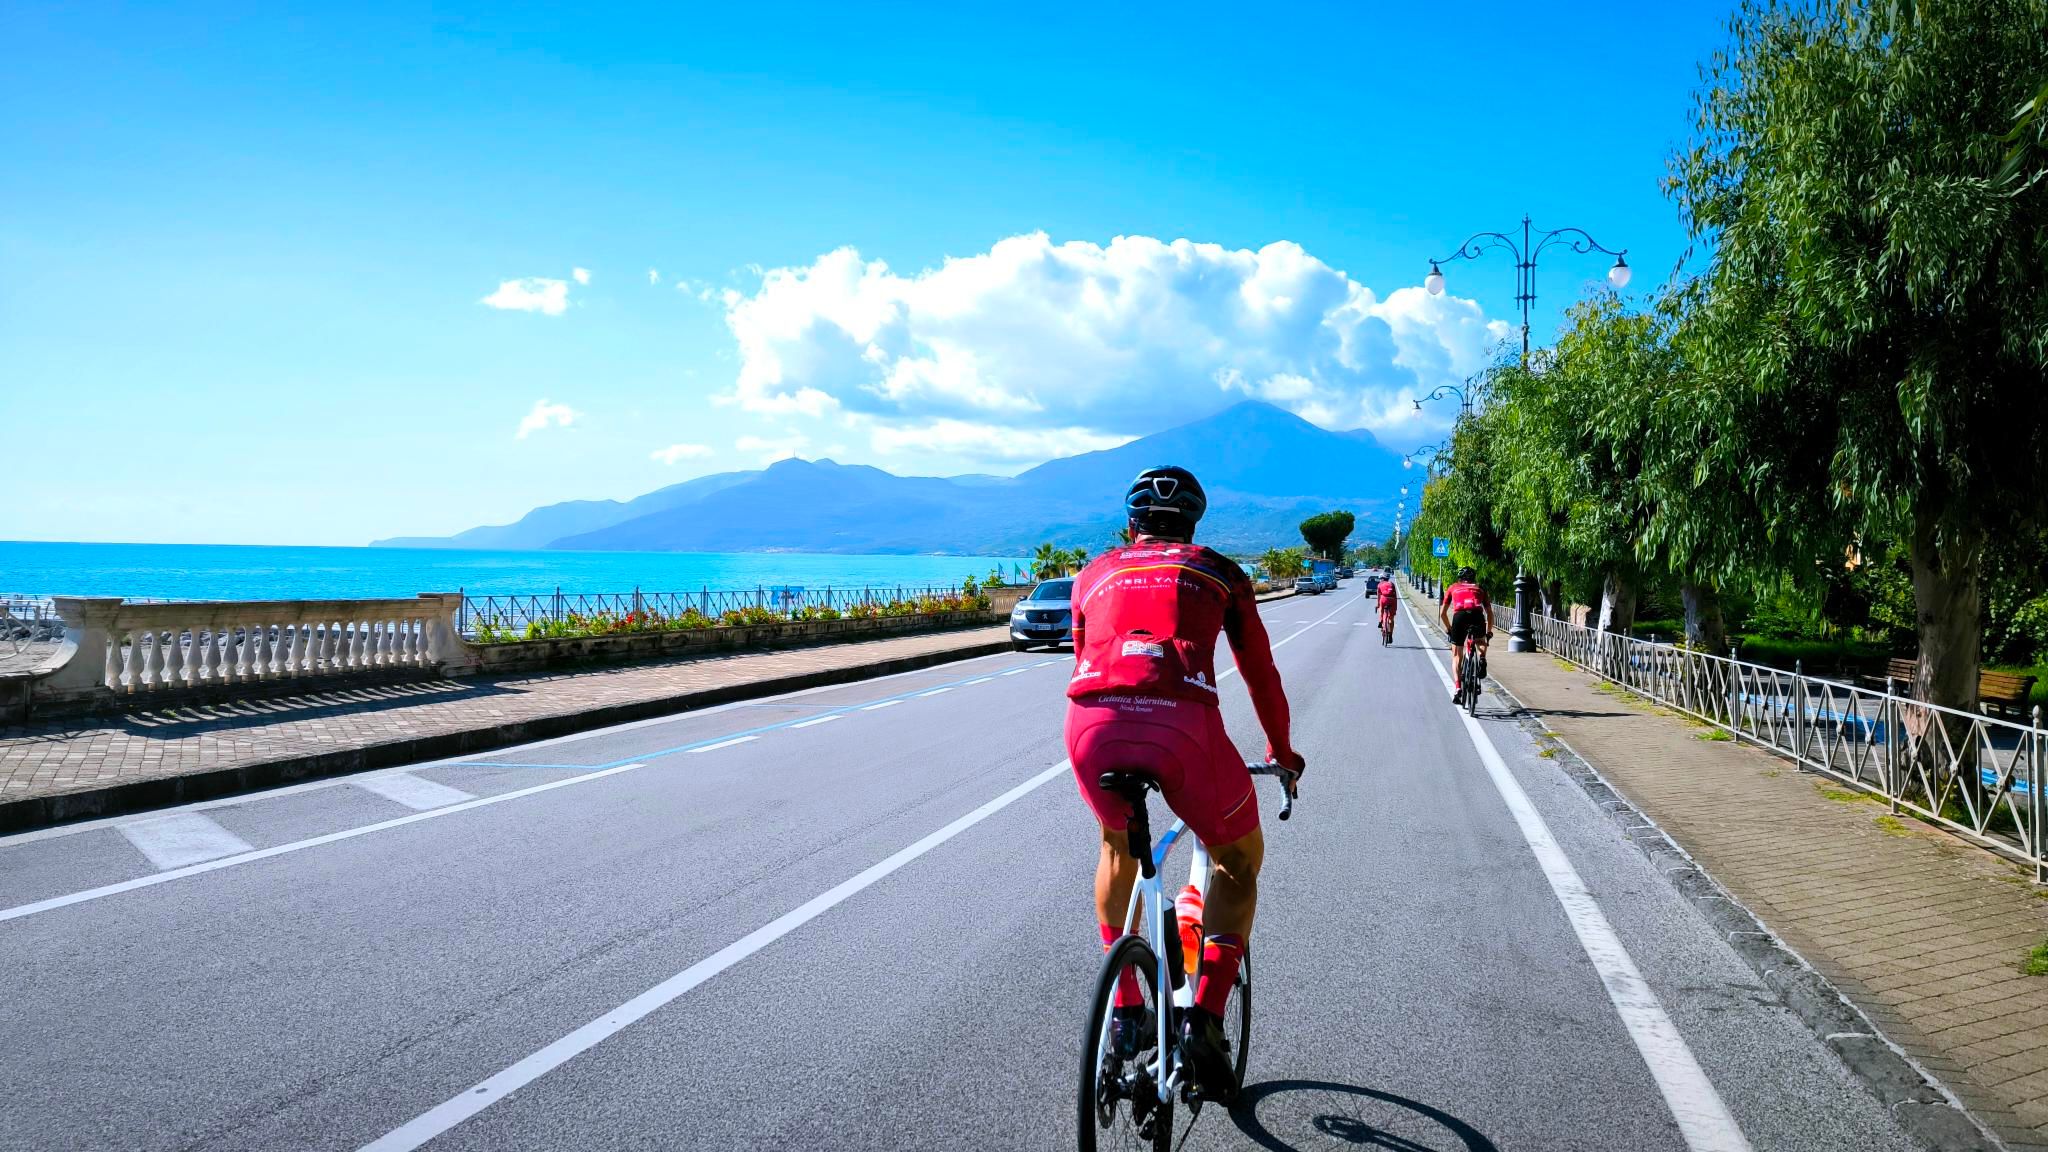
[1268, 746, 1306, 780]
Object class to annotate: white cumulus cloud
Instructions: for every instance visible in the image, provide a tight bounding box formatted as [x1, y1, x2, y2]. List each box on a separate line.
[649, 442, 711, 465]
[516, 399, 579, 439]
[735, 432, 808, 463]
[866, 418, 1133, 462]
[572, 267, 592, 286]
[716, 233, 1511, 449]
[481, 277, 571, 316]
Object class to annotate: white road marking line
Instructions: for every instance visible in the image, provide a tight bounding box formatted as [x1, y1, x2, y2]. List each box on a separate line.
[860, 699, 903, 711]
[0, 764, 643, 925]
[4, 593, 1358, 924]
[356, 773, 475, 812]
[965, 677, 994, 686]
[358, 758, 1076, 1152]
[1399, 597, 1752, 1152]
[916, 687, 955, 697]
[358, 592, 1366, 1148]
[999, 668, 1030, 677]
[688, 736, 758, 753]
[790, 715, 842, 729]
[116, 813, 254, 871]
[0, 649, 1033, 853]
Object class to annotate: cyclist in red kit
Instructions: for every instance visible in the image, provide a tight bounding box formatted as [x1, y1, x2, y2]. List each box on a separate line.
[1438, 566, 1493, 701]
[1375, 573, 1398, 634]
[1065, 466, 1304, 1090]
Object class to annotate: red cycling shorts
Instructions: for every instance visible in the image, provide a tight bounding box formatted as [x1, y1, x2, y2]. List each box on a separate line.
[1066, 694, 1260, 848]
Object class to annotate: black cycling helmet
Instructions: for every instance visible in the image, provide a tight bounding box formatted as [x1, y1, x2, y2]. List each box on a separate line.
[1456, 565, 1477, 582]
[1125, 466, 1207, 539]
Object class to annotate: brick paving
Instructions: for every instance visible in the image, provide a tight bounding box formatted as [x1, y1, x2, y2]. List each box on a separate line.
[1487, 641, 2048, 1149]
[1, 625, 1007, 814]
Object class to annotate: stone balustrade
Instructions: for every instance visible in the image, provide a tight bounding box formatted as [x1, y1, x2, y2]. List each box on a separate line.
[22, 594, 473, 717]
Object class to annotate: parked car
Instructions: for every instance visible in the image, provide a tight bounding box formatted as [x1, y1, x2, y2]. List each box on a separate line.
[1293, 574, 1321, 595]
[1336, 566, 1355, 579]
[1009, 578, 1074, 651]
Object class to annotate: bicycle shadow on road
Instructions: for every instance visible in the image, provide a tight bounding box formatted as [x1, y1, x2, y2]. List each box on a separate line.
[1228, 1079, 1500, 1151]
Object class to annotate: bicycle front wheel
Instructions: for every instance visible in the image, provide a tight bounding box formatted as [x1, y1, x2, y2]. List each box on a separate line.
[1080, 935, 1173, 1152]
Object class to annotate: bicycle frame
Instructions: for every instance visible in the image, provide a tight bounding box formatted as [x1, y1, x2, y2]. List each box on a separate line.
[1095, 815, 1211, 1106]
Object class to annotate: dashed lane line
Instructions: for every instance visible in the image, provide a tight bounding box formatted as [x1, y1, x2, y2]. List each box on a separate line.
[356, 773, 476, 812]
[0, 601, 1315, 923]
[688, 736, 758, 754]
[0, 765, 647, 924]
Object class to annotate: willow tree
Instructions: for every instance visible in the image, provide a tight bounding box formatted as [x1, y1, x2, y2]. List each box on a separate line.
[1487, 297, 1666, 633]
[1669, 0, 2048, 710]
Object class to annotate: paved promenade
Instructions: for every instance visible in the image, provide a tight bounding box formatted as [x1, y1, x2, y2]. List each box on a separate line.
[1485, 635, 2048, 1148]
[0, 624, 1008, 829]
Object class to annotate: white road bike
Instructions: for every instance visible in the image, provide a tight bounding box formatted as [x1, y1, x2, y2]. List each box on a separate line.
[1079, 761, 1299, 1152]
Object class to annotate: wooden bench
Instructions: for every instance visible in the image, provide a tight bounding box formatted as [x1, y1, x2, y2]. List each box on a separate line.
[1883, 657, 2037, 718]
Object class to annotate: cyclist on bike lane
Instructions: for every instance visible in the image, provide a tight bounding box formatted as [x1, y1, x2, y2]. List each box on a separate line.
[1066, 466, 1305, 1089]
[1438, 566, 1492, 701]
[1375, 573, 1399, 635]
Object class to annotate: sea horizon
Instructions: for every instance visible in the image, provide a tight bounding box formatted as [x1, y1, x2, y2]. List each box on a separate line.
[0, 540, 1033, 603]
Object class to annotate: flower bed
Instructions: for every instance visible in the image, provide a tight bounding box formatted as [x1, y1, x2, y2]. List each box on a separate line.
[471, 592, 993, 645]
[467, 603, 1002, 675]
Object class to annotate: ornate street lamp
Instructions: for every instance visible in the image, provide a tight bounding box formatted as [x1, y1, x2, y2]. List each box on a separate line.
[1424, 215, 1629, 361]
[1424, 215, 1629, 652]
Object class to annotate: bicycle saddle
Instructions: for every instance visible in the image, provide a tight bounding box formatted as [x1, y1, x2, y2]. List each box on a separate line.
[1097, 771, 1162, 795]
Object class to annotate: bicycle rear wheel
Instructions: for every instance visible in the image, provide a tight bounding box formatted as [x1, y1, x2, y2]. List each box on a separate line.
[1464, 650, 1481, 714]
[1080, 935, 1173, 1152]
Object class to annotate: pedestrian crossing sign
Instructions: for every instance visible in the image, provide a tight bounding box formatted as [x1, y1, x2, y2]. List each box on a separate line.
[1432, 537, 1450, 558]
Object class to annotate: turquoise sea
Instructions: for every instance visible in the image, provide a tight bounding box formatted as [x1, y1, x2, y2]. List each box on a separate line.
[0, 542, 1032, 602]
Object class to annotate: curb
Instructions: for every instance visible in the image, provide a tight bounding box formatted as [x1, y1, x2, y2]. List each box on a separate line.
[0, 637, 1013, 835]
[1429, 612, 2011, 1149]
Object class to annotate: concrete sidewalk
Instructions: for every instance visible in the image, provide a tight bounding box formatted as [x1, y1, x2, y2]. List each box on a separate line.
[1478, 631, 2048, 1148]
[0, 624, 1010, 832]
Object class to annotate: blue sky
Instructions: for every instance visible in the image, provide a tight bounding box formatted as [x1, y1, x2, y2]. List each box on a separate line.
[2, 1, 1728, 545]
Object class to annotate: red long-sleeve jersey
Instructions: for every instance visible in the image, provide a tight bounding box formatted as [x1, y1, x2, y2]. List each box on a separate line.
[1066, 540, 1295, 760]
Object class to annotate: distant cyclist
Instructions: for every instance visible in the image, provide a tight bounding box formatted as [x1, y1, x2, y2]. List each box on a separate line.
[1438, 566, 1493, 701]
[1065, 466, 1305, 1089]
[1375, 573, 1398, 636]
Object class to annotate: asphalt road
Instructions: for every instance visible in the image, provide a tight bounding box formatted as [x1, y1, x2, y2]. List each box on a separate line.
[0, 587, 1931, 1151]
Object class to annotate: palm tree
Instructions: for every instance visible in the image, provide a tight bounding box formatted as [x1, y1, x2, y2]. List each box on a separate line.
[1115, 526, 1134, 547]
[1033, 542, 1060, 580]
[1067, 547, 1090, 574]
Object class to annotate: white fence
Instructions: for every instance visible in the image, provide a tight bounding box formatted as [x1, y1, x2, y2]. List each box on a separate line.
[1530, 613, 2047, 880]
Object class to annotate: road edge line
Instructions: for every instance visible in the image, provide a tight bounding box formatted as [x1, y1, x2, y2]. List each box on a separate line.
[1399, 593, 1754, 1152]
[1449, 631, 2010, 1149]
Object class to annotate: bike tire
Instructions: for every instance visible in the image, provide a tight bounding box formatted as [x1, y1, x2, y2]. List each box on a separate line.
[1079, 935, 1174, 1152]
[1226, 946, 1252, 1102]
[1464, 651, 1481, 715]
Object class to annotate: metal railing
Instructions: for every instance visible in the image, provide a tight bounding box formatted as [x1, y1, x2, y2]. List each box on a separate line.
[456, 583, 972, 636]
[1530, 614, 2048, 880]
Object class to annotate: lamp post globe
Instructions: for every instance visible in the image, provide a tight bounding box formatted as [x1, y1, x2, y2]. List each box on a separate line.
[1424, 263, 1445, 296]
[1607, 255, 1632, 290]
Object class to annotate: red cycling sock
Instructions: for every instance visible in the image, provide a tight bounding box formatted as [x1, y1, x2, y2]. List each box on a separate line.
[1195, 934, 1244, 1017]
[1100, 922, 1144, 1008]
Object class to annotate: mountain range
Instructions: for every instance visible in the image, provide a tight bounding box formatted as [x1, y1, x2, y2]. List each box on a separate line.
[371, 401, 1413, 555]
